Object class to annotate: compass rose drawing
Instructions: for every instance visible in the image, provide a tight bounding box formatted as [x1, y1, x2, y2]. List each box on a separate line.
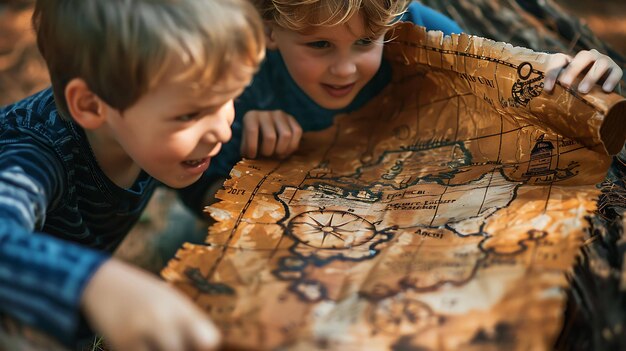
[288, 210, 377, 249]
[280, 210, 395, 301]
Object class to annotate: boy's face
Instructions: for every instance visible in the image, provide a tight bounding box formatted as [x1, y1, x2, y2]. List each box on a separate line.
[269, 12, 385, 110]
[99, 66, 252, 188]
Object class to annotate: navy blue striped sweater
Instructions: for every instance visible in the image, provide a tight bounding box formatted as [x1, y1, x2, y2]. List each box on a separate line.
[0, 88, 162, 346]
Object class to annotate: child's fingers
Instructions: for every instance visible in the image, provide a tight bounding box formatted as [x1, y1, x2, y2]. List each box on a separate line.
[577, 57, 612, 93]
[601, 66, 623, 92]
[543, 53, 571, 92]
[242, 110, 302, 159]
[241, 129, 259, 159]
[557, 52, 597, 88]
[242, 114, 261, 158]
[272, 112, 294, 158]
[187, 316, 221, 350]
[158, 332, 186, 351]
[258, 114, 277, 157]
[125, 341, 151, 351]
[286, 116, 303, 157]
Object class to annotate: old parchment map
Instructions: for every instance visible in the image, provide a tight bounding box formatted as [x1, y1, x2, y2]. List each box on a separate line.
[163, 24, 626, 350]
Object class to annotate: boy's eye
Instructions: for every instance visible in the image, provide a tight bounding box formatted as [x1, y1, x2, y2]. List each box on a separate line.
[176, 113, 200, 122]
[355, 38, 373, 46]
[306, 41, 331, 49]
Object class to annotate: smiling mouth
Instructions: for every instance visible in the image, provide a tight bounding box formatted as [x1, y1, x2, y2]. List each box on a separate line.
[322, 83, 355, 97]
[182, 158, 208, 168]
[324, 83, 354, 89]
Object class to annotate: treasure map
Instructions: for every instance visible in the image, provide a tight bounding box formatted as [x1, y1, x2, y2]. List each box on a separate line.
[162, 23, 626, 350]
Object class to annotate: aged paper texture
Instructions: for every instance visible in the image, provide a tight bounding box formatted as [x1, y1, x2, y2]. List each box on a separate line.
[163, 24, 626, 350]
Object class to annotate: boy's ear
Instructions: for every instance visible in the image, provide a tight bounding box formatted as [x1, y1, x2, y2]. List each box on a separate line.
[65, 78, 109, 130]
[265, 22, 278, 50]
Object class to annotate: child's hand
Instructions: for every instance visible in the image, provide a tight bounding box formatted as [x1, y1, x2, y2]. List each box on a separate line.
[544, 49, 623, 94]
[81, 259, 220, 351]
[241, 110, 303, 159]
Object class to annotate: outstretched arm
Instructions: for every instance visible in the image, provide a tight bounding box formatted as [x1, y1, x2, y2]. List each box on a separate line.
[1, 123, 221, 350]
[0, 141, 106, 345]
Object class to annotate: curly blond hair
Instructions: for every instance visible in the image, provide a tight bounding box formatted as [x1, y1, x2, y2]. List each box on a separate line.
[252, 0, 411, 36]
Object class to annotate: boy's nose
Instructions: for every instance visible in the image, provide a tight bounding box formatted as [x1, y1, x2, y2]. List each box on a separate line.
[329, 57, 357, 78]
[202, 121, 232, 145]
[223, 100, 235, 126]
[202, 103, 234, 144]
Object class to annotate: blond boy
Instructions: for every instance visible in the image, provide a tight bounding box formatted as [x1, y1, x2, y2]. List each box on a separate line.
[0, 0, 264, 350]
[188, 0, 622, 202]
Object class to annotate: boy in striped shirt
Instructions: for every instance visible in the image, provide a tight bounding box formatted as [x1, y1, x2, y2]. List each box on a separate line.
[0, 0, 264, 349]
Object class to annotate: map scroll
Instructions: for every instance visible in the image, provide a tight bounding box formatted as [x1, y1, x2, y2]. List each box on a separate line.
[162, 23, 626, 350]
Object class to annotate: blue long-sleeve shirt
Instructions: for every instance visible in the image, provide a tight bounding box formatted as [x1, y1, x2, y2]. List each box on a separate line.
[179, 2, 462, 212]
[0, 88, 161, 346]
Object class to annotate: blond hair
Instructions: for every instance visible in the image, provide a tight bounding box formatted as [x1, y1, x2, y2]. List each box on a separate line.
[33, 0, 265, 117]
[252, 0, 411, 36]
